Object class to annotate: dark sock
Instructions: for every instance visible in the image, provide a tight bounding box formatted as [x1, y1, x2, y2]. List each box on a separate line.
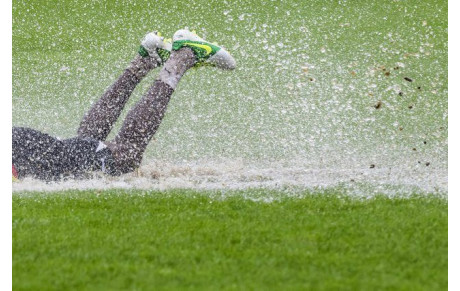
[77, 55, 160, 141]
[107, 48, 196, 173]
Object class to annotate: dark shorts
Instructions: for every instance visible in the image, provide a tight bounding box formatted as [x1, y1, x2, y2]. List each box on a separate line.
[12, 127, 118, 181]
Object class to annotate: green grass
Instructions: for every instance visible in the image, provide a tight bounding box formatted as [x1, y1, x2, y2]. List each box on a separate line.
[13, 190, 447, 290]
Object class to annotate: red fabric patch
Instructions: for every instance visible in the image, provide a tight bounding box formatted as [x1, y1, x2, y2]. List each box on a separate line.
[12, 164, 18, 179]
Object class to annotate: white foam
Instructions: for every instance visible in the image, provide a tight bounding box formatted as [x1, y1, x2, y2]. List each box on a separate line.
[12, 156, 447, 197]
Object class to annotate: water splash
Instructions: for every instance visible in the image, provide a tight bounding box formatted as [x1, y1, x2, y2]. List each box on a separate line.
[13, 154, 447, 197]
[12, 0, 447, 195]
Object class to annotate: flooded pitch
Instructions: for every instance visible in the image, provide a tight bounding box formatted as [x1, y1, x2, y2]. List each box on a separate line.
[13, 154, 447, 197]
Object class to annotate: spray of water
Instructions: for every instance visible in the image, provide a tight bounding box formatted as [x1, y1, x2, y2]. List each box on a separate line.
[12, 0, 447, 196]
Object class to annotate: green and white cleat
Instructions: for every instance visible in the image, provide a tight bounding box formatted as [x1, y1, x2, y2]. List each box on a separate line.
[172, 29, 236, 70]
[138, 31, 172, 64]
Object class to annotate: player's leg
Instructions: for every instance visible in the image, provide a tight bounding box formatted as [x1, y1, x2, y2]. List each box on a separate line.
[106, 29, 236, 173]
[77, 32, 171, 141]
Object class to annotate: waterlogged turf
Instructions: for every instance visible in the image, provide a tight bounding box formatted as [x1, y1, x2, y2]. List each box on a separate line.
[13, 190, 447, 290]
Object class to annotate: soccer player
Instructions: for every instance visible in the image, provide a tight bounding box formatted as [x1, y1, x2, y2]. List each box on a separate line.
[12, 29, 236, 181]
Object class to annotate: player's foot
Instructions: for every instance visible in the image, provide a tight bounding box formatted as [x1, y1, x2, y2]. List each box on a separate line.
[138, 31, 172, 64]
[172, 29, 236, 70]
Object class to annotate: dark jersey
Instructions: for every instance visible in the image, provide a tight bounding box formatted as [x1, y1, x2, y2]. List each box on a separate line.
[12, 127, 118, 181]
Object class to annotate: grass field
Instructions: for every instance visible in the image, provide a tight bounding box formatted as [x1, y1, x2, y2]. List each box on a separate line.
[12, 0, 448, 289]
[13, 190, 447, 290]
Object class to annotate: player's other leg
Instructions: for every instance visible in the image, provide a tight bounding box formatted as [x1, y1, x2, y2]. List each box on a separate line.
[106, 29, 236, 174]
[77, 32, 171, 141]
